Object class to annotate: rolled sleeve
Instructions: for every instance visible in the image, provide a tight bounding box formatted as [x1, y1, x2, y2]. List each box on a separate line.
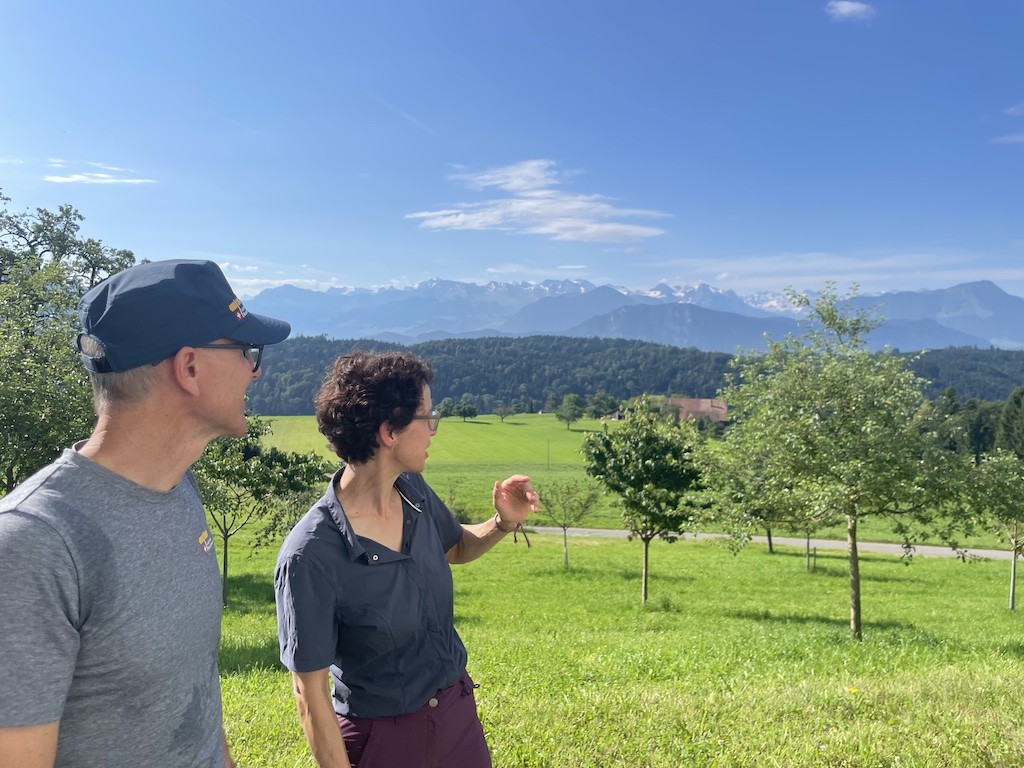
[275, 554, 338, 673]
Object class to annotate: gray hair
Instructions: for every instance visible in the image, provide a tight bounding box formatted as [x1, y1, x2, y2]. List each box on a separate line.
[79, 335, 161, 411]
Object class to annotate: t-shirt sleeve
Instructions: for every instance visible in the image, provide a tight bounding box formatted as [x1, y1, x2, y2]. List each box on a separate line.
[0, 512, 80, 727]
[275, 553, 338, 673]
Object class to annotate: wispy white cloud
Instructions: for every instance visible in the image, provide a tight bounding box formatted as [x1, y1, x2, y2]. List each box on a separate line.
[991, 134, 1024, 145]
[0, 158, 23, 165]
[45, 172, 156, 185]
[228, 277, 348, 298]
[825, 1, 875, 21]
[40, 158, 155, 184]
[1005, 104, 1024, 117]
[668, 248, 1024, 298]
[480, 261, 595, 282]
[195, 255, 369, 297]
[450, 158, 571, 193]
[407, 159, 669, 244]
[220, 261, 260, 273]
[485, 263, 533, 276]
[87, 161, 131, 173]
[371, 93, 439, 136]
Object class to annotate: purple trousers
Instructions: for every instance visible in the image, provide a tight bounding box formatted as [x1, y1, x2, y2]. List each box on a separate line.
[337, 670, 492, 768]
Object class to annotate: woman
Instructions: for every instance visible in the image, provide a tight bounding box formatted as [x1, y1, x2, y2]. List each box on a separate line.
[275, 351, 539, 768]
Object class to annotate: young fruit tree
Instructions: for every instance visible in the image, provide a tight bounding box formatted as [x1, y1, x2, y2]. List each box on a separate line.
[536, 478, 601, 570]
[718, 285, 963, 640]
[582, 398, 704, 603]
[555, 393, 586, 430]
[194, 415, 331, 605]
[699, 437, 840, 562]
[966, 450, 1024, 610]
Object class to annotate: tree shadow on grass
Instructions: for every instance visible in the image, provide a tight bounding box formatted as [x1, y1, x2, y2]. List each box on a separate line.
[219, 635, 282, 674]
[767, 550, 920, 583]
[997, 642, 1024, 659]
[515, 561, 694, 588]
[223, 572, 276, 615]
[220, 571, 281, 674]
[607, 565, 693, 587]
[451, 610, 484, 629]
[725, 608, 913, 633]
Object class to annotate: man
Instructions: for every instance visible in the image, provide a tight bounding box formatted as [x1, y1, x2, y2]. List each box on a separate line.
[0, 259, 290, 767]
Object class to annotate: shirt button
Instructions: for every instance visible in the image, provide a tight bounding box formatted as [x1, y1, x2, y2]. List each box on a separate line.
[372, 554, 379, 562]
[428, 697, 439, 708]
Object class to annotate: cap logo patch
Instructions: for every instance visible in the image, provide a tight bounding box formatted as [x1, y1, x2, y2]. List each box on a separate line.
[228, 297, 249, 322]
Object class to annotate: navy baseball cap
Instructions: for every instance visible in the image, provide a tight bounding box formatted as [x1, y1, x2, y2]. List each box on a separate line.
[77, 259, 291, 373]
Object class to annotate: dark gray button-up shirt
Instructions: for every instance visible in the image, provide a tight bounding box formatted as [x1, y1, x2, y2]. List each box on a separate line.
[275, 471, 468, 718]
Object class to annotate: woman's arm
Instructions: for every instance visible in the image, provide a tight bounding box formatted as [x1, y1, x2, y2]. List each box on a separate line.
[447, 475, 539, 564]
[290, 670, 352, 768]
[222, 729, 235, 768]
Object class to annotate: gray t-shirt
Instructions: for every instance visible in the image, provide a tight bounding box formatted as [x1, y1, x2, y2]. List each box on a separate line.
[0, 448, 225, 768]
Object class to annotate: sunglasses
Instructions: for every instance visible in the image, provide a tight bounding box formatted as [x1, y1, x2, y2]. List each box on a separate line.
[196, 342, 264, 372]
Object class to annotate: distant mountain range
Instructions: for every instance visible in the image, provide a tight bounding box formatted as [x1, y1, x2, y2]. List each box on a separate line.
[245, 279, 1024, 353]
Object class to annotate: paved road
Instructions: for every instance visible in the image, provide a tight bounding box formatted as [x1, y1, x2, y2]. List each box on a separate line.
[528, 527, 1014, 560]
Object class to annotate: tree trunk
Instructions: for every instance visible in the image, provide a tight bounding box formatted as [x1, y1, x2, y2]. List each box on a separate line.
[562, 528, 570, 571]
[766, 527, 774, 554]
[641, 535, 651, 603]
[847, 515, 862, 640]
[1009, 525, 1019, 612]
[1010, 551, 1017, 611]
[221, 532, 230, 607]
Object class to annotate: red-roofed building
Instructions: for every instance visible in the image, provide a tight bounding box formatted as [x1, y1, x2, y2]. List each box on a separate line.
[667, 397, 729, 423]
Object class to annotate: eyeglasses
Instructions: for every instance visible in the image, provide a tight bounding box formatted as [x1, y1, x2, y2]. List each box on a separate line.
[410, 409, 441, 431]
[196, 342, 264, 372]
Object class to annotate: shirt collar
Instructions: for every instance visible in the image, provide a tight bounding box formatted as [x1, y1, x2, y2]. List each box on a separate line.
[394, 472, 427, 514]
[323, 469, 363, 562]
[323, 470, 426, 562]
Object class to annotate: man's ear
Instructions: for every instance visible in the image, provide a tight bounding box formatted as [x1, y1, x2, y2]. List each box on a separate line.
[168, 347, 202, 396]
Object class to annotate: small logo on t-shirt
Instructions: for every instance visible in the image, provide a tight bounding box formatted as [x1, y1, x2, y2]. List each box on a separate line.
[198, 529, 214, 554]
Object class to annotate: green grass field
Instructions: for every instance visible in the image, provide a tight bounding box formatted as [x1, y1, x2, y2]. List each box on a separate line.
[221, 530, 1024, 767]
[263, 413, 1009, 549]
[265, 413, 626, 526]
[220, 413, 1024, 765]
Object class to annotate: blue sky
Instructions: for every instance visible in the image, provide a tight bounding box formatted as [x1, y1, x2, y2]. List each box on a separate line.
[2, 1, 1022, 298]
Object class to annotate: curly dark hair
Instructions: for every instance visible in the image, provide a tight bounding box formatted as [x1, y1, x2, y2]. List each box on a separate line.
[315, 351, 434, 464]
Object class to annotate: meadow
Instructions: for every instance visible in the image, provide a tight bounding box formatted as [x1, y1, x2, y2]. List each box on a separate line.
[218, 413, 1024, 765]
[263, 413, 1008, 549]
[265, 413, 626, 526]
[222, 531, 1024, 767]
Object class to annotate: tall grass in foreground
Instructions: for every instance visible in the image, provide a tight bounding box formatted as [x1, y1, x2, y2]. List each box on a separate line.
[221, 532, 1024, 767]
